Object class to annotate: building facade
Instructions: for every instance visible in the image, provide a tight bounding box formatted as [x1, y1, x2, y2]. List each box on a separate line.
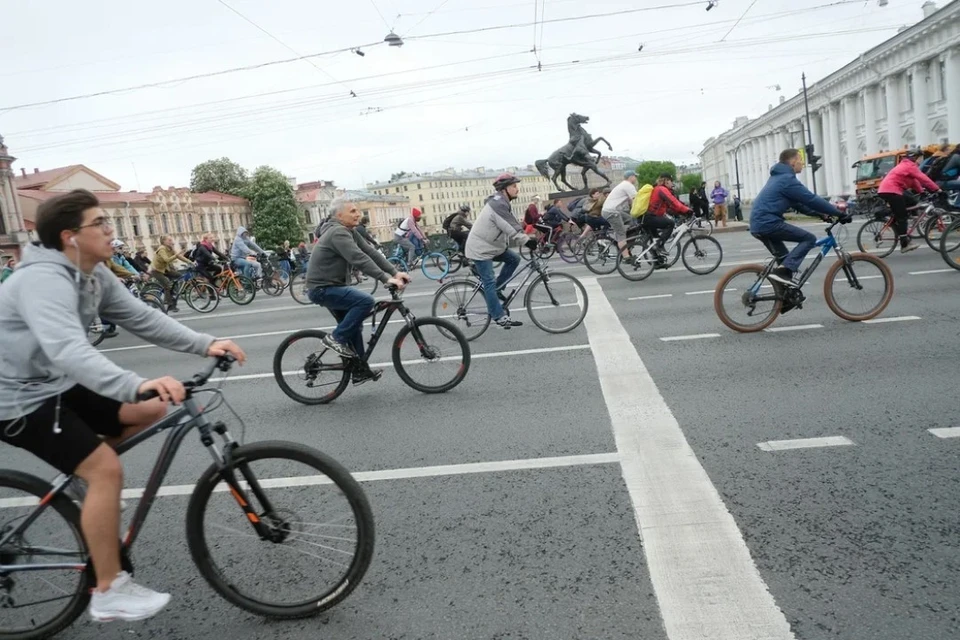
[0, 137, 30, 261]
[699, 0, 960, 200]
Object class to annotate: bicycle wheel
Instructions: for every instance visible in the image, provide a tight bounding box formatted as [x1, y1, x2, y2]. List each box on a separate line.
[616, 237, 656, 282]
[939, 217, 960, 270]
[273, 329, 350, 405]
[141, 293, 167, 314]
[186, 442, 374, 618]
[823, 253, 893, 321]
[556, 233, 581, 263]
[525, 272, 588, 333]
[441, 248, 464, 274]
[87, 319, 106, 346]
[392, 317, 470, 393]
[713, 264, 782, 333]
[691, 217, 713, 236]
[184, 281, 220, 314]
[582, 236, 619, 275]
[387, 257, 407, 273]
[0, 470, 91, 640]
[681, 235, 723, 275]
[924, 213, 956, 251]
[420, 252, 450, 280]
[349, 272, 379, 297]
[289, 272, 311, 305]
[262, 274, 284, 297]
[227, 275, 256, 305]
[431, 279, 490, 342]
[856, 219, 896, 258]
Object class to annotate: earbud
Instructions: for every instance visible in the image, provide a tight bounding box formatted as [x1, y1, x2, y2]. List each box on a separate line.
[69, 237, 78, 247]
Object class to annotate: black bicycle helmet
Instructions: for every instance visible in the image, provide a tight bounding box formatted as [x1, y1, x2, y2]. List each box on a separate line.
[904, 148, 923, 159]
[459, 204, 470, 213]
[492, 172, 521, 191]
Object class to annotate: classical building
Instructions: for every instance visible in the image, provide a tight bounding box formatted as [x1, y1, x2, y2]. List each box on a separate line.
[0, 137, 30, 261]
[340, 190, 411, 242]
[699, 0, 960, 200]
[295, 180, 338, 241]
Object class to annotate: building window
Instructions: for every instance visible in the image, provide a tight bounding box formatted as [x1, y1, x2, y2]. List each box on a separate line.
[175, 215, 183, 233]
[147, 219, 156, 236]
[419, 194, 423, 201]
[160, 215, 169, 234]
[417, 183, 421, 189]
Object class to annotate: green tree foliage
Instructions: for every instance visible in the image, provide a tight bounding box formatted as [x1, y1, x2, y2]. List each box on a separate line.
[247, 166, 304, 248]
[390, 171, 409, 182]
[634, 160, 678, 187]
[189, 157, 249, 196]
[681, 173, 703, 194]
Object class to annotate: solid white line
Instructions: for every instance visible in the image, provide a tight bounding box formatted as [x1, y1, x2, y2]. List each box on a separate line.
[764, 323, 824, 333]
[226, 344, 592, 381]
[178, 304, 310, 322]
[756, 436, 855, 452]
[855, 274, 884, 280]
[909, 268, 955, 275]
[659, 333, 721, 342]
[99, 327, 330, 353]
[686, 289, 731, 295]
[862, 315, 921, 324]
[628, 293, 673, 301]
[928, 427, 960, 439]
[0, 453, 622, 509]
[581, 277, 794, 640]
[738, 248, 770, 253]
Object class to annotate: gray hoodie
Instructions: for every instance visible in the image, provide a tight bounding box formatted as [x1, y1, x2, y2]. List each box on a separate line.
[464, 193, 526, 261]
[0, 244, 216, 421]
[306, 220, 396, 289]
[230, 225, 264, 261]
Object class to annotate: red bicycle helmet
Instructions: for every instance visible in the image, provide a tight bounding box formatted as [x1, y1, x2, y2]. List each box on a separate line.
[412, 207, 422, 219]
[492, 172, 521, 191]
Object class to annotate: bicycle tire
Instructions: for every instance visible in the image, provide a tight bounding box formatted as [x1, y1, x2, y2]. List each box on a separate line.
[431, 279, 491, 342]
[0, 470, 91, 640]
[681, 235, 723, 275]
[185, 442, 375, 618]
[420, 252, 450, 280]
[822, 252, 893, 321]
[262, 275, 284, 297]
[856, 219, 896, 258]
[556, 233, 581, 263]
[141, 294, 167, 314]
[184, 281, 220, 314]
[227, 275, 256, 305]
[713, 264, 782, 333]
[939, 217, 960, 270]
[582, 236, 619, 275]
[289, 272, 311, 305]
[616, 237, 656, 281]
[87, 321, 106, 346]
[272, 329, 350, 405]
[392, 317, 471, 393]
[924, 212, 956, 251]
[524, 272, 588, 334]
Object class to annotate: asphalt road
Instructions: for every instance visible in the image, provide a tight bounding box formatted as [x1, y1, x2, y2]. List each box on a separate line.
[2, 222, 959, 640]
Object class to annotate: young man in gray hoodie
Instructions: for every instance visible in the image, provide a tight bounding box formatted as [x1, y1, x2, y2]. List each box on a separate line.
[0, 189, 245, 623]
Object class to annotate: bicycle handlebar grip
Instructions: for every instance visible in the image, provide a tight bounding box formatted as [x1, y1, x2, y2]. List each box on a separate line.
[135, 389, 160, 402]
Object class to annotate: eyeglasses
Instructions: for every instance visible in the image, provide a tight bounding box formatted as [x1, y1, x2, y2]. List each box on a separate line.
[76, 217, 114, 231]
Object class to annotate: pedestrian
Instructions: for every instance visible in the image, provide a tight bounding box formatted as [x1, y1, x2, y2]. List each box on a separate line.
[697, 181, 710, 219]
[732, 194, 743, 222]
[0, 257, 15, 283]
[710, 180, 729, 227]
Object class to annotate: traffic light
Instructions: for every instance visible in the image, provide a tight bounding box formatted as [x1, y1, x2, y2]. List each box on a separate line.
[805, 144, 822, 173]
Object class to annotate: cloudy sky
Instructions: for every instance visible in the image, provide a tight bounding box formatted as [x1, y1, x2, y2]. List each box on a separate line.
[0, 0, 930, 191]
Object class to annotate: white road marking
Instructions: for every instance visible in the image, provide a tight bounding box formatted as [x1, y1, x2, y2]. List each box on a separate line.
[659, 333, 721, 341]
[854, 274, 884, 280]
[928, 427, 960, 439]
[178, 304, 310, 322]
[686, 288, 733, 295]
[0, 453, 622, 509]
[757, 436, 855, 451]
[227, 344, 592, 381]
[738, 248, 771, 253]
[764, 323, 824, 332]
[862, 315, 921, 324]
[581, 277, 795, 640]
[628, 293, 673, 301]
[909, 268, 955, 275]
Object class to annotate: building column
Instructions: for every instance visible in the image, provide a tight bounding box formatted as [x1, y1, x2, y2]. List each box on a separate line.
[945, 48, 960, 143]
[826, 104, 843, 197]
[842, 96, 859, 195]
[749, 140, 761, 198]
[884, 74, 901, 150]
[910, 62, 930, 147]
[862, 85, 879, 155]
[740, 142, 752, 198]
[809, 112, 825, 195]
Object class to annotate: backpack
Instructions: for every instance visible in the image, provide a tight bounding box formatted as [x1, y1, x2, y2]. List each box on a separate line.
[442, 212, 459, 232]
[630, 184, 654, 217]
[183, 246, 196, 260]
[925, 154, 952, 182]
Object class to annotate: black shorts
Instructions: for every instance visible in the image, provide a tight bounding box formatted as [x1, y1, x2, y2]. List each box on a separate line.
[0, 386, 125, 474]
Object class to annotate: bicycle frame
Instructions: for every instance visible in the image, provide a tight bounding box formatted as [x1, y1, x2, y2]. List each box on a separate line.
[747, 223, 846, 297]
[459, 256, 551, 311]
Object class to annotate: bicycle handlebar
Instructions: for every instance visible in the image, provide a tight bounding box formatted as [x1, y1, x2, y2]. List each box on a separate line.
[135, 355, 236, 402]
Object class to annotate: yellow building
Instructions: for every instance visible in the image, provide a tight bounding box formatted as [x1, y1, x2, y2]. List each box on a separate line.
[340, 189, 411, 243]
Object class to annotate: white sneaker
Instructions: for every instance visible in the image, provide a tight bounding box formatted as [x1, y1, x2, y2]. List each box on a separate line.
[89, 571, 171, 622]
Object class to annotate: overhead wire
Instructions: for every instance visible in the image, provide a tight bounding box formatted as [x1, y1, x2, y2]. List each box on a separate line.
[719, 0, 761, 42]
[402, 0, 455, 36]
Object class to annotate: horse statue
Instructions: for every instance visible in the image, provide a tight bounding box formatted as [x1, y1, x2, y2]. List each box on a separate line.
[535, 113, 613, 192]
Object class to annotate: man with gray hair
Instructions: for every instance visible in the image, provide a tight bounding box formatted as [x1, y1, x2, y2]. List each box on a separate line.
[601, 170, 638, 262]
[306, 197, 410, 384]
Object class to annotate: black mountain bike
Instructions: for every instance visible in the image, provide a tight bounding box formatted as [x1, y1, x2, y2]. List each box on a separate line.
[273, 286, 471, 404]
[0, 356, 374, 639]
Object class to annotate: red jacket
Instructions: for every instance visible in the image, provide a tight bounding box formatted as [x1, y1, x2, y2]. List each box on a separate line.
[524, 204, 542, 226]
[878, 158, 940, 195]
[648, 185, 691, 216]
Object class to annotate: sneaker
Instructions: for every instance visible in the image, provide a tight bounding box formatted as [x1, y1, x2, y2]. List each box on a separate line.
[322, 334, 356, 358]
[352, 367, 383, 386]
[166, 306, 180, 314]
[495, 316, 523, 329]
[900, 242, 919, 254]
[89, 571, 171, 622]
[767, 266, 798, 287]
[102, 328, 119, 339]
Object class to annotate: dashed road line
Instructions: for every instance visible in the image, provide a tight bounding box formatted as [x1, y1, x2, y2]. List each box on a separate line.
[862, 315, 921, 324]
[928, 427, 960, 439]
[628, 293, 674, 301]
[764, 323, 824, 332]
[909, 268, 955, 275]
[757, 436, 856, 451]
[660, 333, 721, 342]
[686, 288, 733, 295]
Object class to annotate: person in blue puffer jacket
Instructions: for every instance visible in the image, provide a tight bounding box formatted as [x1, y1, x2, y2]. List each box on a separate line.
[750, 148, 848, 286]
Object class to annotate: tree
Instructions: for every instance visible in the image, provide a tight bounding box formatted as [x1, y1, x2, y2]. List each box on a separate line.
[389, 171, 409, 182]
[680, 173, 703, 194]
[247, 166, 304, 249]
[190, 157, 249, 196]
[634, 160, 678, 187]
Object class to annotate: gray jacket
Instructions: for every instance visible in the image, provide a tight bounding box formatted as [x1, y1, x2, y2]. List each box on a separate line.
[306, 220, 397, 289]
[464, 194, 526, 260]
[0, 244, 215, 421]
[230, 225, 264, 261]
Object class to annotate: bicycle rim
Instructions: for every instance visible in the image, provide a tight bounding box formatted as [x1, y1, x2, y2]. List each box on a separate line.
[925, 213, 957, 251]
[682, 236, 723, 275]
[185, 281, 220, 313]
[432, 280, 491, 341]
[823, 253, 893, 321]
[420, 253, 450, 280]
[273, 330, 350, 404]
[713, 265, 782, 333]
[227, 276, 256, 305]
[392, 318, 470, 393]
[525, 273, 588, 333]
[556, 234, 580, 263]
[617, 237, 655, 281]
[583, 237, 618, 274]
[263, 276, 284, 297]
[289, 273, 311, 304]
[186, 443, 374, 618]
[940, 218, 960, 269]
[857, 220, 896, 257]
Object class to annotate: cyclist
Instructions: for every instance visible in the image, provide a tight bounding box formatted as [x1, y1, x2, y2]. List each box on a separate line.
[0, 257, 14, 283]
[394, 208, 427, 265]
[447, 205, 473, 252]
[110, 240, 141, 276]
[464, 173, 538, 329]
[645, 174, 693, 260]
[877, 148, 942, 254]
[0, 189, 245, 623]
[601, 170, 638, 261]
[230, 226, 265, 281]
[306, 197, 411, 384]
[356, 215, 381, 249]
[149, 235, 193, 313]
[194, 233, 228, 283]
[751, 148, 848, 286]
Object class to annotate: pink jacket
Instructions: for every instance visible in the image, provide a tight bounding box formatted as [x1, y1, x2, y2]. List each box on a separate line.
[878, 159, 940, 195]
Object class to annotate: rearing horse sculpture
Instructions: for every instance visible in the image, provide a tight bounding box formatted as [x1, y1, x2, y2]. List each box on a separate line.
[535, 113, 612, 192]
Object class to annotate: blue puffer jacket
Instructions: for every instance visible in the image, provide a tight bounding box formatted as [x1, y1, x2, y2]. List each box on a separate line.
[749, 163, 839, 235]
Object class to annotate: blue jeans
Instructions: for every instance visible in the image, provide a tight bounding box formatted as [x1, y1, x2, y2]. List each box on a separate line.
[280, 260, 291, 276]
[308, 285, 374, 357]
[232, 258, 261, 280]
[754, 222, 816, 273]
[473, 249, 521, 320]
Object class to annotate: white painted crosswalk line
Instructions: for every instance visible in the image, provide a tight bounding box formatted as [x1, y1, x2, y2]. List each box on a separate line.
[757, 436, 855, 451]
[660, 333, 721, 341]
[582, 277, 795, 640]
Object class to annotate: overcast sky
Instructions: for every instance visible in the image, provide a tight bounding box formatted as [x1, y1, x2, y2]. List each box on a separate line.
[0, 0, 930, 191]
